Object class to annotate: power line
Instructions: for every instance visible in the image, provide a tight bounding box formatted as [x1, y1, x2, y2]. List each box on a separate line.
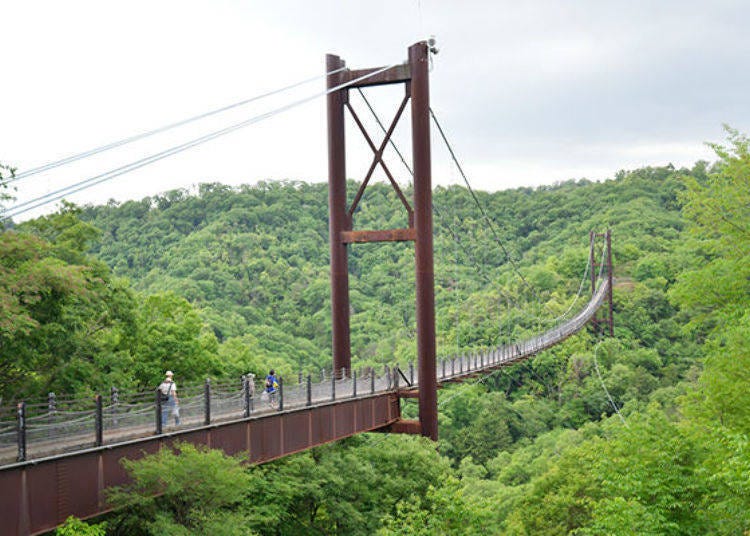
[6, 67, 347, 185]
[3, 64, 399, 219]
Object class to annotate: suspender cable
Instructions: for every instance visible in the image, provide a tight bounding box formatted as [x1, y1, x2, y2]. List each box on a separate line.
[6, 67, 348, 185]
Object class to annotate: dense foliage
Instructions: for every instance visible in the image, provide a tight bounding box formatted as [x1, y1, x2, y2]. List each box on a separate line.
[1, 129, 746, 534]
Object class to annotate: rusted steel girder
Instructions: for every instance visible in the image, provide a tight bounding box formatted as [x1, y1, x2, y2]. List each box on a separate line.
[0, 393, 400, 536]
[409, 42, 438, 442]
[327, 54, 351, 375]
[341, 228, 416, 243]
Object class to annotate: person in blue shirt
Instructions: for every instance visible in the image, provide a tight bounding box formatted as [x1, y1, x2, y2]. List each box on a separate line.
[265, 369, 278, 406]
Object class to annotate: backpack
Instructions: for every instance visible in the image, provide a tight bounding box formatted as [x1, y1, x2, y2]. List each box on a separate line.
[265, 376, 277, 391]
[159, 382, 172, 402]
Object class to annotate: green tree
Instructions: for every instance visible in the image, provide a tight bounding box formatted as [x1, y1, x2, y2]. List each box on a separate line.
[108, 442, 256, 535]
[56, 516, 107, 536]
[132, 292, 220, 387]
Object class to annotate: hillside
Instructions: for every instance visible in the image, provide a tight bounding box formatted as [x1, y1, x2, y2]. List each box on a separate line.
[79, 165, 689, 373]
[2, 130, 748, 533]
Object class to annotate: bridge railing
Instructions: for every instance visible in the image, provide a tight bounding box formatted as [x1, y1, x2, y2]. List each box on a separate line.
[0, 280, 609, 466]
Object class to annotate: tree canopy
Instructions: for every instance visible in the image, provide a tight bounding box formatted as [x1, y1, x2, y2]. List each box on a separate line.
[0, 129, 741, 534]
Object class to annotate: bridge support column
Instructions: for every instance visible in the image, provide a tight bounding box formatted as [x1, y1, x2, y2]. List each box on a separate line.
[590, 229, 614, 336]
[325, 41, 437, 440]
[327, 53, 351, 374]
[410, 42, 438, 442]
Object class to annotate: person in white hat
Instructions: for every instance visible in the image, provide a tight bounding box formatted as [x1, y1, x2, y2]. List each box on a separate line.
[158, 370, 180, 427]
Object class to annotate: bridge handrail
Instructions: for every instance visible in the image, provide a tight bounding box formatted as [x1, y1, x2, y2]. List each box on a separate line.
[0, 280, 609, 466]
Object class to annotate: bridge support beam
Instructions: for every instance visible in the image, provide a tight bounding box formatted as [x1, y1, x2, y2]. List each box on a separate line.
[410, 42, 438, 442]
[325, 41, 438, 441]
[326, 53, 351, 374]
[0, 393, 401, 535]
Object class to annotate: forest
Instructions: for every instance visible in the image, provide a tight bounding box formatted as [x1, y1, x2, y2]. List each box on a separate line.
[1, 128, 748, 535]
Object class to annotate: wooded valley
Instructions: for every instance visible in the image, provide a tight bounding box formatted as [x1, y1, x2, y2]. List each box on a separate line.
[1, 129, 748, 535]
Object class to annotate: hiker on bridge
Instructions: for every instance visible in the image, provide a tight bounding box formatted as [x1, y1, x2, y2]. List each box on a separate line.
[159, 370, 181, 427]
[265, 369, 278, 406]
[243, 373, 256, 397]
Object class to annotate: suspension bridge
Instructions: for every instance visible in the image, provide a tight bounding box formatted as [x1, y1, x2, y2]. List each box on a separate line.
[0, 41, 614, 535]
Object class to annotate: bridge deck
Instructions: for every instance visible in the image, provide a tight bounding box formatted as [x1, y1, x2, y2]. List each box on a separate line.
[0, 281, 608, 535]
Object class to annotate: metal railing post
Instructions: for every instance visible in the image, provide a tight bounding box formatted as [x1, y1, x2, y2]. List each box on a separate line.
[353, 371, 357, 398]
[95, 394, 103, 447]
[243, 376, 251, 417]
[17, 402, 26, 462]
[47, 392, 56, 439]
[204, 378, 211, 425]
[371, 370, 375, 394]
[278, 377, 284, 411]
[409, 362, 414, 385]
[306, 375, 312, 406]
[331, 372, 336, 400]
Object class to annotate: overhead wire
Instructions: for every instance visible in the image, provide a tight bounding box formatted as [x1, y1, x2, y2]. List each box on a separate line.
[357, 92, 542, 393]
[356, 95, 603, 394]
[551, 256, 590, 324]
[6, 67, 348, 185]
[4, 64, 399, 220]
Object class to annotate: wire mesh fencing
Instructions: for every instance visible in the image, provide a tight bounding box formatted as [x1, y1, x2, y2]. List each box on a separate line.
[0, 280, 608, 466]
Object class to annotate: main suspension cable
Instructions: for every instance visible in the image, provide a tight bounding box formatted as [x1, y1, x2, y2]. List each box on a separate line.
[429, 107, 555, 315]
[7, 67, 348, 185]
[355, 89, 521, 307]
[4, 64, 398, 219]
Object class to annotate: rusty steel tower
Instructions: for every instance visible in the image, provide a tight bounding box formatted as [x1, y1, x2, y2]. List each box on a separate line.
[326, 41, 438, 441]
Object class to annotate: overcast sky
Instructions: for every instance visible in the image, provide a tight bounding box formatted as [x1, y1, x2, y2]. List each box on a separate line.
[2, 0, 749, 220]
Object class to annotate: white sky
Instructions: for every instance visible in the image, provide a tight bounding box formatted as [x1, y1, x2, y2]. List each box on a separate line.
[2, 0, 749, 221]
